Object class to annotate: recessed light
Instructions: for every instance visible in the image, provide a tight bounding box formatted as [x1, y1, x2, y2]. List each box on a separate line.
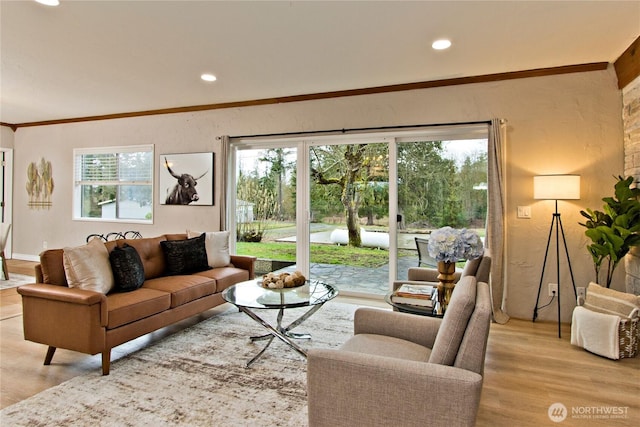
[201, 73, 217, 82]
[35, 0, 60, 6]
[432, 39, 452, 50]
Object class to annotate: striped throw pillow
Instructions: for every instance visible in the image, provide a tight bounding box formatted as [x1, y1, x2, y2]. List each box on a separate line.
[584, 282, 640, 319]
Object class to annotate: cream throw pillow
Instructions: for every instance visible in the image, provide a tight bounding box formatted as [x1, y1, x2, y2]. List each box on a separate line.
[187, 230, 231, 268]
[63, 238, 115, 294]
[584, 282, 640, 319]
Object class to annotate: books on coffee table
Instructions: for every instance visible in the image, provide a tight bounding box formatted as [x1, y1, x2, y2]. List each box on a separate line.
[391, 284, 436, 307]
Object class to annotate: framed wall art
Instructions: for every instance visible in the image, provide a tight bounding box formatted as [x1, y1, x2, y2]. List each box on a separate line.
[159, 152, 214, 206]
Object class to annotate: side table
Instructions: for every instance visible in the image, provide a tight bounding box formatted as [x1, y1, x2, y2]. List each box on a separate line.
[384, 291, 443, 318]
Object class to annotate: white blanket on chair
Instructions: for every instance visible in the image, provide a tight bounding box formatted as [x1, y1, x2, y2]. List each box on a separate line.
[571, 306, 620, 359]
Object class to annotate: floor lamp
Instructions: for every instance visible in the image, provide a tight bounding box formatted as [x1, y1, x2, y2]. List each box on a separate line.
[532, 174, 580, 338]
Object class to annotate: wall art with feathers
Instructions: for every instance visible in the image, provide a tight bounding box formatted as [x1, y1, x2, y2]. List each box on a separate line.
[26, 158, 54, 210]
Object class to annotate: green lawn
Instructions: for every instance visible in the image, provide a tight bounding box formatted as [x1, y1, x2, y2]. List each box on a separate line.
[236, 241, 412, 268]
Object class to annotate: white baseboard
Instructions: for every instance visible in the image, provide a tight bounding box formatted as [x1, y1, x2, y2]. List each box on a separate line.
[11, 253, 40, 262]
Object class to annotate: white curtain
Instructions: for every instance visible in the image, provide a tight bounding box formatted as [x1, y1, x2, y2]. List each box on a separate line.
[487, 119, 509, 324]
[218, 135, 229, 231]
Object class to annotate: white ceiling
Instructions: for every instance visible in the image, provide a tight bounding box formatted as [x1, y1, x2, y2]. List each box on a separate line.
[1, 0, 639, 125]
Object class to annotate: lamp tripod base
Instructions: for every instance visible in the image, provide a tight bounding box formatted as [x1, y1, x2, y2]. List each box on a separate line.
[532, 205, 577, 338]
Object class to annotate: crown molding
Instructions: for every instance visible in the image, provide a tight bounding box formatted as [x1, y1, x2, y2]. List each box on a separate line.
[6, 62, 609, 130]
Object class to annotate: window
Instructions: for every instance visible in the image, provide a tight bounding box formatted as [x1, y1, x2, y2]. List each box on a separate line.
[73, 145, 154, 223]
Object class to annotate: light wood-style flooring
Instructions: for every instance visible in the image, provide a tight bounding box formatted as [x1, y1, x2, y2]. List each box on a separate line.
[1, 260, 638, 426]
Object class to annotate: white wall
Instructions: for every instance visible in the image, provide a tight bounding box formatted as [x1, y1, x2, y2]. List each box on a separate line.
[0, 126, 15, 149]
[9, 67, 624, 321]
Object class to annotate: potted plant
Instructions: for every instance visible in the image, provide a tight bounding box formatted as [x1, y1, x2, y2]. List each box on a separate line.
[579, 176, 640, 288]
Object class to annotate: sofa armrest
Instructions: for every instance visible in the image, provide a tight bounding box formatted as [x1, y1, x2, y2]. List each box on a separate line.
[18, 284, 108, 327]
[353, 307, 441, 348]
[230, 255, 257, 279]
[307, 348, 482, 427]
[18, 283, 104, 304]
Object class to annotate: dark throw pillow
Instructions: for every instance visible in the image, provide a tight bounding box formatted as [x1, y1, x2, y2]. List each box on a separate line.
[160, 233, 211, 275]
[109, 243, 145, 292]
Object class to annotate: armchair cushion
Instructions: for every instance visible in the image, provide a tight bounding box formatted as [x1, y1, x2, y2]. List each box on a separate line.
[341, 334, 431, 362]
[455, 280, 492, 374]
[428, 276, 477, 365]
[353, 307, 441, 348]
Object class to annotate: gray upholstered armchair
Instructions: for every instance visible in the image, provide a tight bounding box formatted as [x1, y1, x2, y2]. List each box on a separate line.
[395, 249, 491, 291]
[307, 276, 491, 427]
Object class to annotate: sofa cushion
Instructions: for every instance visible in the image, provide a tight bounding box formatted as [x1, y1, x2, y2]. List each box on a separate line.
[63, 238, 115, 294]
[187, 230, 231, 268]
[108, 236, 168, 280]
[428, 276, 477, 366]
[340, 334, 431, 362]
[194, 267, 250, 293]
[161, 233, 211, 275]
[143, 275, 215, 308]
[106, 288, 171, 329]
[584, 282, 640, 319]
[109, 244, 145, 292]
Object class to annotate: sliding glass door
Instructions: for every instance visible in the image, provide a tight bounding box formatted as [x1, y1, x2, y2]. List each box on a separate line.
[308, 140, 390, 295]
[396, 136, 488, 280]
[232, 145, 298, 277]
[229, 124, 489, 298]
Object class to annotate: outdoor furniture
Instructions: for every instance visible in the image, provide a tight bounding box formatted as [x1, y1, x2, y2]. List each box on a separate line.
[414, 236, 432, 267]
[307, 276, 491, 427]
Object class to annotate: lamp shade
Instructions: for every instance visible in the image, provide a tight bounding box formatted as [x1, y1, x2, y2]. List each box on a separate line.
[533, 175, 580, 200]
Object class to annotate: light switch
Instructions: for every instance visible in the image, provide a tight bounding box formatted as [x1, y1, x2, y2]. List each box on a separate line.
[517, 206, 531, 219]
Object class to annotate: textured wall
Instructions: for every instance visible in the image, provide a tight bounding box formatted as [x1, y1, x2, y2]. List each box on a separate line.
[623, 76, 640, 295]
[9, 68, 625, 321]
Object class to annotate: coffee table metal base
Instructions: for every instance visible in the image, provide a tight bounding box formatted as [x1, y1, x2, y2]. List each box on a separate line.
[238, 303, 325, 368]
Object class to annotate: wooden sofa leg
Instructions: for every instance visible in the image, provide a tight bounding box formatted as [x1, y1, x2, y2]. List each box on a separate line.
[44, 346, 56, 365]
[101, 350, 111, 375]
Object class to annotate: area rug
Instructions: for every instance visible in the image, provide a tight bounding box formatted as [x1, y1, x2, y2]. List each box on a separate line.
[0, 302, 361, 426]
[0, 273, 35, 290]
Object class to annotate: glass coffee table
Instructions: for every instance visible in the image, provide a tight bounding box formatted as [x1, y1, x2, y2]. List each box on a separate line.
[222, 279, 338, 367]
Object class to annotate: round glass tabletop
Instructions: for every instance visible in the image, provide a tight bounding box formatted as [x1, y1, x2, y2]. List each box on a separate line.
[222, 279, 338, 309]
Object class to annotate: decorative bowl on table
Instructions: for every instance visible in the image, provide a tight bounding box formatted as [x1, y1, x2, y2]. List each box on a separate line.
[260, 271, 306, 289]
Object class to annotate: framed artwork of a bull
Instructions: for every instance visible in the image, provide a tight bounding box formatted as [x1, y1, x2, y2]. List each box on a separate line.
[160, 152, 214, 205]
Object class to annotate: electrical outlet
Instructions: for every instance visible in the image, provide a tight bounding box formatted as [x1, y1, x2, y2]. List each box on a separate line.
[548, 283, 558, 297]
[577, 287, 586, 299]
[43, 241, 48, 249]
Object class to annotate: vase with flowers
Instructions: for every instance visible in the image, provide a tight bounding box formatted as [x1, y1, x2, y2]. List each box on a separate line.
[427, 227, 484, 312]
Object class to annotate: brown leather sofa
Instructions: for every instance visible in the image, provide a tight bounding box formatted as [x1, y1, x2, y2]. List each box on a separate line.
[17, 233, 256, 375]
